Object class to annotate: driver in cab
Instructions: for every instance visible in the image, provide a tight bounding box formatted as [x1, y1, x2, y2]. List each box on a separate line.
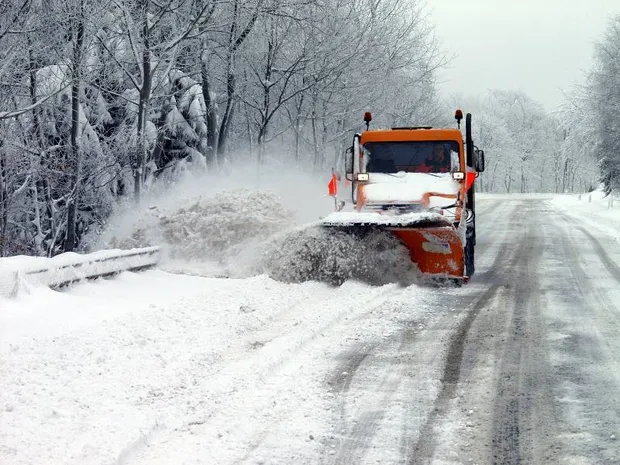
[418, 144, 451, 173]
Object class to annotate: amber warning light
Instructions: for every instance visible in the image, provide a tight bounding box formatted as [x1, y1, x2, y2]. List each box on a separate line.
[363, 112, 372, 130]
[455, 109, 463, 128]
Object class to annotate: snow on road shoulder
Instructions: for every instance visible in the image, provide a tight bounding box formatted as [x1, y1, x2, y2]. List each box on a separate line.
[1, 270, 293, 464]
[551, 189, 620, 242]
[0, 268, 429, 465]
[0, 270, 213, 350]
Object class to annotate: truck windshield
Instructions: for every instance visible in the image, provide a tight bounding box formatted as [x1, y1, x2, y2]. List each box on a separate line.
[363, 141, 460, 173]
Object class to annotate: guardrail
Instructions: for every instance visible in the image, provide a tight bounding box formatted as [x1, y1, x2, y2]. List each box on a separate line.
[0, 247, 161, 298]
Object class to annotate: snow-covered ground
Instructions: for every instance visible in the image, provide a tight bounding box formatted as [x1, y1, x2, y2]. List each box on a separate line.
[549, 189, 620, 241]
[0, 267, 453, 465]
[3, 189, 620, 465]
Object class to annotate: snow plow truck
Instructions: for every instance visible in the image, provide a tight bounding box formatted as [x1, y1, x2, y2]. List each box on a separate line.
[323, 110, 485, 283]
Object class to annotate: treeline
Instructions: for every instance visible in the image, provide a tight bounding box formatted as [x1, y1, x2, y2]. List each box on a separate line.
[0, 0, 444, 256]
[565, 14, 620, 195]
[457, 89, 598, 194]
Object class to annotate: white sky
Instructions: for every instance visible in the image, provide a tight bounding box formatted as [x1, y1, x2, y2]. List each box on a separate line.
[429, 0, 620, 111]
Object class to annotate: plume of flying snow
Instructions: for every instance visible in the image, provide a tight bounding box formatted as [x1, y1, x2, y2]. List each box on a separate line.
[95, 159, 419, 286]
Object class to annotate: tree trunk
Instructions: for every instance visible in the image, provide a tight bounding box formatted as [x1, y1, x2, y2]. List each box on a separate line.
[200, 49, 218, 167]
[217, 71, 235, 159]
[0, 142, 7, 257]
[217, 0, 260, 163]
[294, 94, 304, 161]
[562, 158, 569, 193]
[311, 114, 318, 168]
[244, 102, 253, 157]
[134, 0, 152, 201]
[29, 39, 55, 254]
[257, 126, 266, 163]
[64, 2, 85, 252]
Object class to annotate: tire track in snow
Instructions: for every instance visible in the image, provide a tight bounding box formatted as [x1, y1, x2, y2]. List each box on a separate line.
[326, 342, 381, 394]
[408, 202, 530, 464]
[576, 223, 620, 282]
[488, 214, 549, 465]
[560, 214, 620, 331]
[326, 317, 432, 465]
[474, 203, 558, 465]
[417, 204, 620, 465]
[322, 202, 520, 465]
[230, 289, 425, 465]
[547, 215, 620, 463]
[408, 281, 503, 464]
[475, 199, 503, 219]
[123, 283, 403, 465]
[472, 199, 520, 274]
[408, 201, 559, 465]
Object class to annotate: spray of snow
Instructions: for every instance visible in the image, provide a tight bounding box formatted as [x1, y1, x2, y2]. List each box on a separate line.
[94, 160, 419, 285]
[263, 225, 419, 286]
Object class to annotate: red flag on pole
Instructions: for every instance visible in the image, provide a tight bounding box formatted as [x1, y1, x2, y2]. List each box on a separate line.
[328, 173, 338, 197]
[465, 168, 476, 191]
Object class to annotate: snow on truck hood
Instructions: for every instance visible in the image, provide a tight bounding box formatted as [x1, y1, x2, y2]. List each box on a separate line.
[362, 172, 459, 205]
[321, 211, 450, 227]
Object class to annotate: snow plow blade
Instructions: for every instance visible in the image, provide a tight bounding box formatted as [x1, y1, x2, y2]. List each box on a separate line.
[320, 212, 465, 280]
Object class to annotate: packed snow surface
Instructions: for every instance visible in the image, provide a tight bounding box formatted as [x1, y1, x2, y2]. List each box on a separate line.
[0, 271, 444, 465]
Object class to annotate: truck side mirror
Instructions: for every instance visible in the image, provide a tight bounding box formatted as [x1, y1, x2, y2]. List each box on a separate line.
[474, 149, 485, 172]
[346, 134, 361, 181]
[345, 146, 353, 180]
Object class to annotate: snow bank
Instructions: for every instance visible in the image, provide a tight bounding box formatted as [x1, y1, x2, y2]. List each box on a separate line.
[0, 248, 160, 298]
[95, 162, 334, 276]
[108, 188, 293, 258]
[551, 189, 620, 242]
[100, 193, 420, 287]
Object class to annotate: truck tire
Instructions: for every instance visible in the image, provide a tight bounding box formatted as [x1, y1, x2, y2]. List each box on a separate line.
[465, 225, 475, 277]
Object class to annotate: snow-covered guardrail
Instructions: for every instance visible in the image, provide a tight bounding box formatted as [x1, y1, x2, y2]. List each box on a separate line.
[0, 247, 161, 298]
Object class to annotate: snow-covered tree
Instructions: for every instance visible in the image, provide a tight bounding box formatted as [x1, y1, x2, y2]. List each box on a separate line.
[0, 0, 449, 255]
[584, 14, 620, 193]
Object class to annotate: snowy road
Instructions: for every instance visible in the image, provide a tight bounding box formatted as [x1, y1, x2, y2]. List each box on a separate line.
[2, 196, 620, 464]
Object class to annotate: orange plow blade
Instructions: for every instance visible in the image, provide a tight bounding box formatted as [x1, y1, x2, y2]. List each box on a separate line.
[319, 211, 466, 281]
[391, 226, 464, 279]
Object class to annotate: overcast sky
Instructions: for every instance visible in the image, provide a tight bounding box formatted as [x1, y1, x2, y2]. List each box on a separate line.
[429, 0, 620, 111]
